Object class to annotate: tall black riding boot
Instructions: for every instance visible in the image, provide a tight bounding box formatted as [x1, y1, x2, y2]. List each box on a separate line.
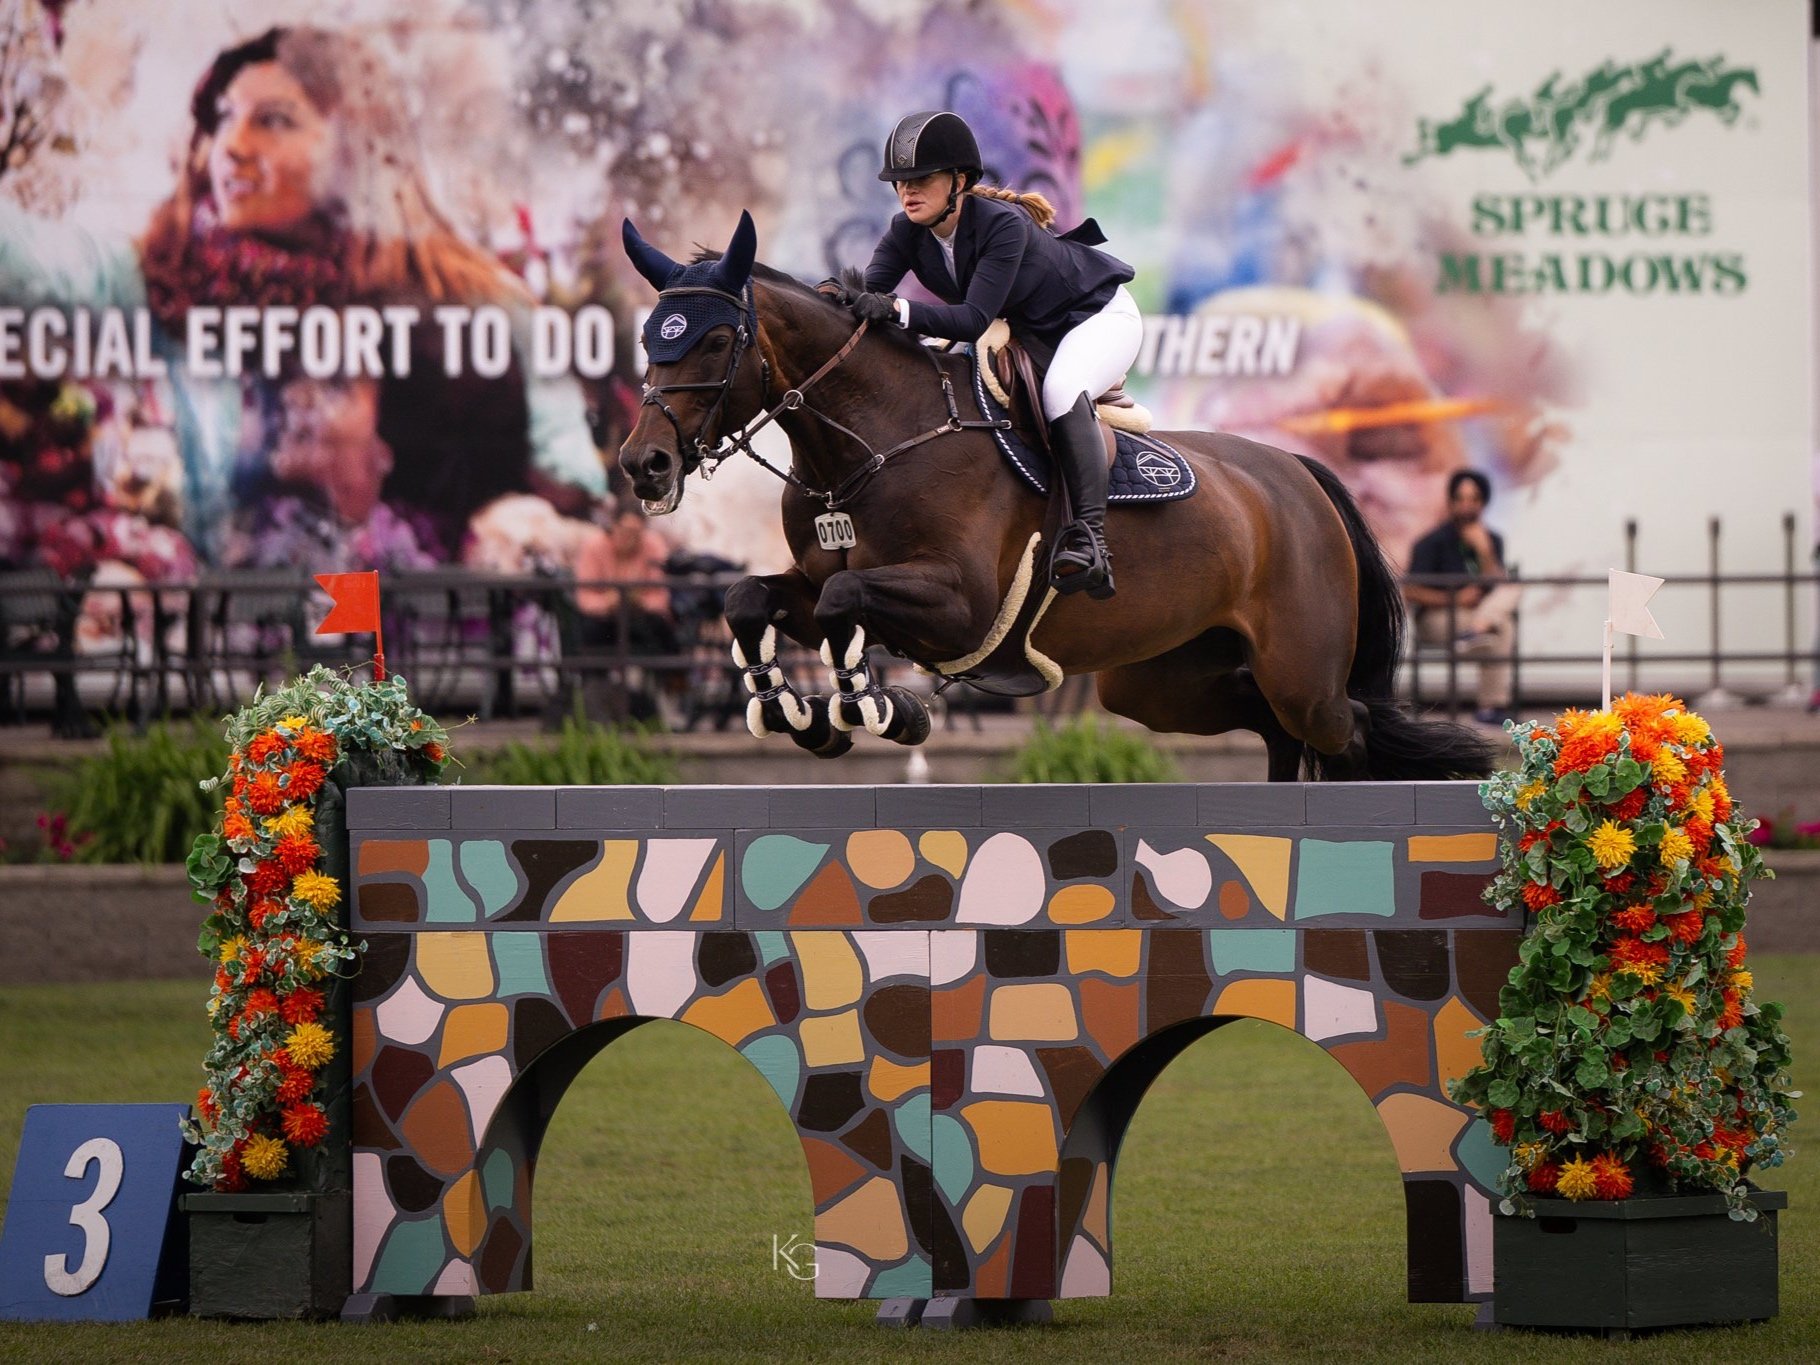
[1047, 393, 1115, 599]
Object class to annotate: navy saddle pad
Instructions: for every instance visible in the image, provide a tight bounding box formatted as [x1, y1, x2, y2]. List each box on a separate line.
[969, 353, 1196, 504]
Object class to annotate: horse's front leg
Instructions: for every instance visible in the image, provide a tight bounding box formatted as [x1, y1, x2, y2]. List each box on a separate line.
[723, 571, 850, 758]
[813, 561, 976, 746]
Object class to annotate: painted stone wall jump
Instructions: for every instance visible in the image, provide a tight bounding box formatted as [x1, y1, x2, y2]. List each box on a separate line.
[346, 781, 1518, 1307]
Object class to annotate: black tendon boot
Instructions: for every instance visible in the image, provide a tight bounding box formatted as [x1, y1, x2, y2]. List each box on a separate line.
[1047, 393, 1116, 599]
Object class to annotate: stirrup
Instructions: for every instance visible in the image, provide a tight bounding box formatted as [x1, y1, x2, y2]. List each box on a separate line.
[1050, 522, 1115, 600]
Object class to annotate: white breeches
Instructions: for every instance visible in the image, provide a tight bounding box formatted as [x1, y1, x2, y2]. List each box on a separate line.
[1040, 285, 1143, 420]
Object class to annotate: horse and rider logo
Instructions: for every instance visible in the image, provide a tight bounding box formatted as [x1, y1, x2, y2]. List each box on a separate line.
[1405, 49, 1759, 181]
[659, 313, 689, 341]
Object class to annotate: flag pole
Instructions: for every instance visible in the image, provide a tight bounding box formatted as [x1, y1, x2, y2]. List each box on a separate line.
[1601, 618, 1613, 711]
[373, 605, 386, 682]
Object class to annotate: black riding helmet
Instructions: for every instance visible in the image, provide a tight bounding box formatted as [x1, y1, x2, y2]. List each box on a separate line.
[878, 110, 983, 186]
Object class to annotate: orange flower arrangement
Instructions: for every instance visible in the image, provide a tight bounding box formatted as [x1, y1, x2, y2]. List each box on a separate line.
[184, 667, 451, 1191]
[1451, 694, 1796, 1218]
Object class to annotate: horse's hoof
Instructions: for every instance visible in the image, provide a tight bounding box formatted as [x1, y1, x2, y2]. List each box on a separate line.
[880, 686, 931, 746]
[785, 696, 852, 759]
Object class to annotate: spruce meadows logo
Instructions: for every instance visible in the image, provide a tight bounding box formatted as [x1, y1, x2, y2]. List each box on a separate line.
[1405, 49, 1759, 182]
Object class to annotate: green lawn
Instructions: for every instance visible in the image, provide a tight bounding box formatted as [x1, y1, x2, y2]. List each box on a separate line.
[0, 959, 1813, 1363]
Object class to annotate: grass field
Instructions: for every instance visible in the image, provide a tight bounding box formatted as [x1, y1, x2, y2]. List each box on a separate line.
[0, 959, 1813, 1363]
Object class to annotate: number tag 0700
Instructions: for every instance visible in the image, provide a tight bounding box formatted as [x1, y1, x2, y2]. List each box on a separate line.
[0, 1104, 190, 1322]
[814, 512, 856, 551]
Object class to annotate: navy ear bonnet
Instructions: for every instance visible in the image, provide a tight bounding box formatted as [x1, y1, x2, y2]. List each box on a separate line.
[623, 211, 758, 363]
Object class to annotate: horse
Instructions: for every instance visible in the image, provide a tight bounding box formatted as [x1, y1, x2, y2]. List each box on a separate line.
[618, 212, 1493, 782]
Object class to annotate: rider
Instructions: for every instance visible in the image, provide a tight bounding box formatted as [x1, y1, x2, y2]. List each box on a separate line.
[850, 110, 1139, 599]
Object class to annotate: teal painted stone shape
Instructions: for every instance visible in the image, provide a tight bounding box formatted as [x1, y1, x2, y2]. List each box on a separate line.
[869, 1254, 933, 1298]
[931, 1113, 974, 1207]
[490, 933, 550, 997]
[743, 835, 831, 912]
[1454, 1116, 1506, 1191]
[1293, 840, 1395, 919]
[422, 839, 478, 923]
[741, 1034, 802, 1110]
[460, 840, 519, 917]
[370, 1215, 448, 1294]
[1207, 928, 1297, 975]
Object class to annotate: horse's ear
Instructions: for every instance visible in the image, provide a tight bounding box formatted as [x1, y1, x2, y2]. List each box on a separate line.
[622, 217, 681, 290]
[711, 210, 757, 294]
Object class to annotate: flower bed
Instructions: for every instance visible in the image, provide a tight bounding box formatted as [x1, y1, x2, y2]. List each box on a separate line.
[182, 667, 449, 1190]
[1451, 693, 1798, 1215]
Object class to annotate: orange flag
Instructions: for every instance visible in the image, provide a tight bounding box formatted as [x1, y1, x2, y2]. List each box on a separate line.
[313, 571, 380, 635]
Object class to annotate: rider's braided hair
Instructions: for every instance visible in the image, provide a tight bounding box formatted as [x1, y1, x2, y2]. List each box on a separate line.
[967, 183, 1056, 230]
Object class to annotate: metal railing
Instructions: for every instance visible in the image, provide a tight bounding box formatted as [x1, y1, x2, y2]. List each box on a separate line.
[3, 542, 1815, 735]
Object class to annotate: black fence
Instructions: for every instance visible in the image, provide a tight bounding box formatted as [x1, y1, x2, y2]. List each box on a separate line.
[3, 552, 1815, 737]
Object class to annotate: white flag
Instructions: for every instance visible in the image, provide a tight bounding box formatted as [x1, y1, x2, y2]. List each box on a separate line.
[1608, 569, 1665, 639]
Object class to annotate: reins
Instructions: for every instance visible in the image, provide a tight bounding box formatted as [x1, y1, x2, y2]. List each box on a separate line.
[651, 283, 1009, 512]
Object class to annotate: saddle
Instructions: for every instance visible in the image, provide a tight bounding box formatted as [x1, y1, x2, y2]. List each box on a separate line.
[976, 320, 1153, 457]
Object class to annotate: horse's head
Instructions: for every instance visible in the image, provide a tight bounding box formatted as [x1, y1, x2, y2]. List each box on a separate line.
[619, 211, 764, 514]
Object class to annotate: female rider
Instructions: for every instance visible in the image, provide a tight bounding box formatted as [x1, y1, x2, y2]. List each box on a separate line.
[850, 110, 1139, 599]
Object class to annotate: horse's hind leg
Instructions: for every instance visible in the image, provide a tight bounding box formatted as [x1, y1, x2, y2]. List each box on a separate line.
[1243, 628, 1370, 779]
[723, 571, 850, 758]
[1096, 640, 1305, 782]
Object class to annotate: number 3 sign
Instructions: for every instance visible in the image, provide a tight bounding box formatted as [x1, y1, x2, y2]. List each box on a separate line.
[0, 1105, 190, 1322]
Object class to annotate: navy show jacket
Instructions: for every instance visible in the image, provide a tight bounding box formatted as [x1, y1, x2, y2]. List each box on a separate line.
[862, 192, 1135, 353]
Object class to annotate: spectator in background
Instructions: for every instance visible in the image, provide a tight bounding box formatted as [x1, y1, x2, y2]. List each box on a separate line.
[573, 504, 679, 722]
[1404, 468, 1520, 726]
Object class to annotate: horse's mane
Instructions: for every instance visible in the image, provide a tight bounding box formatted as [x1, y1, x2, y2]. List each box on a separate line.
[684, 249, 946, 361]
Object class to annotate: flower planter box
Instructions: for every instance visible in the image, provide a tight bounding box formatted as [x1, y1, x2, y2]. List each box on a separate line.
[183, 1190, 349, 1319]
[1493, 1188, 1785, 1334]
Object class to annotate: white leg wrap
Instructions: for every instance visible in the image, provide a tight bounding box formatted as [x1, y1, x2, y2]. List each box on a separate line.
[745, 697, 772, 739]
[735, 625, 812, 737]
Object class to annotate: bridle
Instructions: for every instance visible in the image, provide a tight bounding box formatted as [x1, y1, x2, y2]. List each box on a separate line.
[636, 282, 768, 477]
[641, 281, 1008, 512]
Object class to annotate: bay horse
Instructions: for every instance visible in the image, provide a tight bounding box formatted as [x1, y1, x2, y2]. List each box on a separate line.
[619, 212, 1492, 782]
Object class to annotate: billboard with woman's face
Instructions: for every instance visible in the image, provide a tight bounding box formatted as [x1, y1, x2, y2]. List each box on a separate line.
[0, 0, 1808, 676]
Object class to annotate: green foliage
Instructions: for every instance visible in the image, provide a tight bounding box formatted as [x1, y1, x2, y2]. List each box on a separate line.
[50, 720, 230, 865]
[467, 712, 679, 786]
[1000, 714, 1181, 785]
[1450, 698, 1798, 1216]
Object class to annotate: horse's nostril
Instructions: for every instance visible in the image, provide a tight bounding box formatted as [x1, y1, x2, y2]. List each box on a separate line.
[646, 450, 674, 479]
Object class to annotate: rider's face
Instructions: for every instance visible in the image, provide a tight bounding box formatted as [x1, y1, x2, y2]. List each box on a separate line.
[896, 171, 960, 229]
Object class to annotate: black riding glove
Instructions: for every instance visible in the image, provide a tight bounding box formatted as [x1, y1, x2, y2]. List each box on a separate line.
[850, 292, 899, 325]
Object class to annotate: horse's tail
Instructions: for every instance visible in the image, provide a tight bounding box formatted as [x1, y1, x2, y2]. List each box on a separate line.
[1293, 455, 1496, 781]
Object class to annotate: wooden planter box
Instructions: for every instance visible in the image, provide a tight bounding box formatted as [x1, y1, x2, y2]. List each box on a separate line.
[1493, 1188, 1785, 1333]
[183, 1190, 350, 1319]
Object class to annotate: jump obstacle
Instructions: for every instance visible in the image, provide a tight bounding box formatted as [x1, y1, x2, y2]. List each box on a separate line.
[345, 780, 1518, 1322]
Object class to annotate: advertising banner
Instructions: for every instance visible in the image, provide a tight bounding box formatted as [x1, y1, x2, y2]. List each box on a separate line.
[0, 0, 1808, 681]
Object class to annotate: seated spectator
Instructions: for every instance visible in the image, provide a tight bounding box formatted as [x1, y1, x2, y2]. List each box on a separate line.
[1404, 469, 1521, 725]
[573, 505, 680, 721]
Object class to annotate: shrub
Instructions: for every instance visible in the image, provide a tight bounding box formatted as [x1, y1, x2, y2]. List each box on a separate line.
[1000, 714, 1181, 784]
[466, 712, 678, 786]
[52, 720, 231, 865]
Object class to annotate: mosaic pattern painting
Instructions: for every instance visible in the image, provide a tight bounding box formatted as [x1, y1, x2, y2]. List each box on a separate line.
[347, 782, 1518, 1306]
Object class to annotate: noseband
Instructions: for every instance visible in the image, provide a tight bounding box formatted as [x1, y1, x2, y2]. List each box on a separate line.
[638, 282, 769, 474]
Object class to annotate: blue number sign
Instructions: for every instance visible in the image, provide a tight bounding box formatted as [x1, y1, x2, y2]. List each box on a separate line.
[0, 1104, 190, 1322]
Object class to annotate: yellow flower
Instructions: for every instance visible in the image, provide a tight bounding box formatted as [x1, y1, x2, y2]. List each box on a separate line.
[1718, 855, 1739, 879]
[263, 805, 315, 837]
[285, 1020, 336, 1070]
[1689, 788, 1716, 825]
[1659, 827, 1694, 867]
[276, 714, 311, 732]
[1585, 972, 1613, 1003]
[1587, 820, 1636, 870]
[1663, 980, 1695, 1014]
[1652, 750, 1688, 789]
[1513, 1142, 1547, 1171]
[291, 871, 341, 911]
[241, 1133, 290, 1180]
[1729, 969, 1755, 992]
[1669, 711, 1712, 746]
[292, 937, 326, 979]
[219, 935, 247, 965]
[1556, 1155, 1600, 1200]
[1618, 960, 1663, 986]
[1516, 779, 1547, 810]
